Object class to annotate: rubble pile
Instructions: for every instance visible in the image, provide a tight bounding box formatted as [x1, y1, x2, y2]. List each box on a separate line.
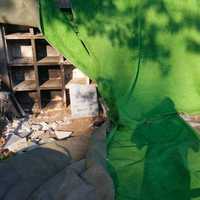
[0, 115, 98, 159]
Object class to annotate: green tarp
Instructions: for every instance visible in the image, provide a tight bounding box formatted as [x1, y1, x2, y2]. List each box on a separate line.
[41, 0, 200, 199]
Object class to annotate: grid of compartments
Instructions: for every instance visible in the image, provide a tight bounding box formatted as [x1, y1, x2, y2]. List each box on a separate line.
[2, 25, 81, 114]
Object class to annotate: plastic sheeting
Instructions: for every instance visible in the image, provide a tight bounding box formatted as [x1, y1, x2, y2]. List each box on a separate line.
[25, 0, 200, 199]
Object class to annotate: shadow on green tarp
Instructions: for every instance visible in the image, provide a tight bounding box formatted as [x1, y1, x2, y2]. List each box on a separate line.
[134, 98, 200, 200]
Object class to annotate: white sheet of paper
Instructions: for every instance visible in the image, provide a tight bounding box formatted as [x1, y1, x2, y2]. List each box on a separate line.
[69, 84, 99, 118]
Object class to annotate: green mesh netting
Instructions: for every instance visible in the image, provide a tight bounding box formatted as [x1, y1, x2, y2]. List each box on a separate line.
[40, 0, 200, 199]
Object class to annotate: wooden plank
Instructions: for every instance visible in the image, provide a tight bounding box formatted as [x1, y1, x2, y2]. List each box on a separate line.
[40, 79, 62, 90]
[13, 80, 36, 91]
[63, 59, 74, 66]
[8, 57, 34, 66]
[5, 32, 45, 40]
[65, 78, 89, 89]
[60, 63, 66, 106]
[5, 32, 33, 40]
[31, 33, 41, 110]
[34, 34, 45, 40]
[37, 56, 61, 65]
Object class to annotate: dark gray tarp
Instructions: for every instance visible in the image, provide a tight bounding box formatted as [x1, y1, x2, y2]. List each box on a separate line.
[0, 0, 40, 27]
[0, 124, 114, 200]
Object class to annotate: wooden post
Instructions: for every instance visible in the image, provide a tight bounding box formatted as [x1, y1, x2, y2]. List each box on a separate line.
[30, 28, 41, 111]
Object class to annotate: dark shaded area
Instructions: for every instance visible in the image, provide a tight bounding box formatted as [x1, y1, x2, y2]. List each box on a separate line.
[96, 78, 119, 123]
[187, 39, 200, 54]
[0, 147, 70, 199]
[190, 188, 200, 198]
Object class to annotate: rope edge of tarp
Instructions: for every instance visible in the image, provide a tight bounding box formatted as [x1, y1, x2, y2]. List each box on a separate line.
[125, 1, 143, 102]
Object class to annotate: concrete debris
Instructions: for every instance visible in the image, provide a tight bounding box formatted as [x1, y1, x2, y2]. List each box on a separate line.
[38, 138, 56, 145]
[4, 135, 22, 147]
[48, 122, 57, 130]
[12, 119, 21, 128]
[1, 117, 57, 154]
[4, 135, 37, 153]
[40, 122, 50, 131]
[56, 117, 95, 136]
[17, 129, 33, 138]
[31, 124, 43, 131]
[55, 130, 72, 140]
[29, 130, 46, 140]
[0, 113, 102, 155]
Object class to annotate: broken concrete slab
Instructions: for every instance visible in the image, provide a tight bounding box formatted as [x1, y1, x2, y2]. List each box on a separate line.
[17, 130, 32, 138]
[55, 130, 72, 140]
[4, 134, 37, 152]
[4, 134, 23, 146]
[40, 122, 50, 131]
[38, 138, 56, 145]
[29, 130, 49, 140]
[31, 124, 43, 131]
